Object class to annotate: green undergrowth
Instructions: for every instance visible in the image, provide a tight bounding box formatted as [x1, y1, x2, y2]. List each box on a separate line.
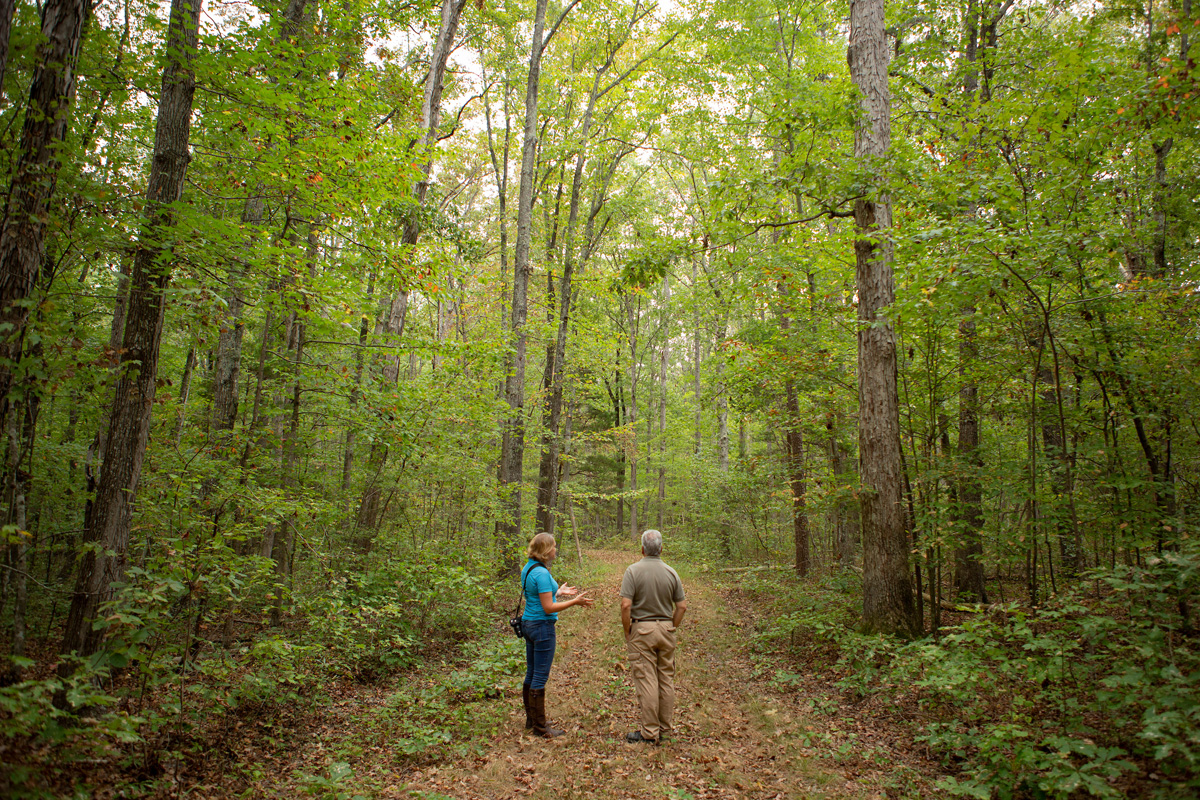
[742, 542, 1200, 800]
[0, 549, 500, 798]
[347, 635, 526, 763]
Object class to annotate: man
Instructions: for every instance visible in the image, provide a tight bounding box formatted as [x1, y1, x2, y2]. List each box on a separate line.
[620, 529, 687, 744]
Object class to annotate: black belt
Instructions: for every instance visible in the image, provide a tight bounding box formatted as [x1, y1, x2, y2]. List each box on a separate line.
[632, 618, 670, 622]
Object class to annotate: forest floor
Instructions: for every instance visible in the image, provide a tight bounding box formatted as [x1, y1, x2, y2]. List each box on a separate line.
[224, 548, 938, 800]
[13, 549, 945, 798]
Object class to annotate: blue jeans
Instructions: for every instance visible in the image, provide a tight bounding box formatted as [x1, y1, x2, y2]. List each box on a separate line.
[523, 619, 556, 690]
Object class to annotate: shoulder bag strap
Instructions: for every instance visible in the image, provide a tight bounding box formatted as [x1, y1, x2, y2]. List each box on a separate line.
[517, 563, 551, 614]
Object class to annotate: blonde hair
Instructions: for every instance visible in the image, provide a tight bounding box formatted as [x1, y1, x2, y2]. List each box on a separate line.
[527, 532, 556, 564]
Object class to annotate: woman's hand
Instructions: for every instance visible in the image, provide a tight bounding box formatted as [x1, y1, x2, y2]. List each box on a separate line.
[558, 585, 579, 597]
[540, 590, 593, 613]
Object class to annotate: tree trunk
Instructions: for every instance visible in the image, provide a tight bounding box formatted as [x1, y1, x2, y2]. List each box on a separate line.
[342, 272, 372, 522]
[0, 0, 15, 99]
[59, 0, 202, 667]
[777, 279, 810, 576]
[784, 380, 809, 575]
[356, 0, 465, 527]
[381, 0, 468, 346]
[692, 242, 704, 456]
[483, 71, 513, 340]
[627, 297, 640, 542]
[714, 303, 730, 473]
[953, 307, 988, 601]
[657, 277, 670, 529]
[499, 0, 556, 569]
[849, 0, 919, 636]
[535, 59, 614, 537]
[0, 0, 88, 440]
[270, 228, 314, 626]
[210, 196, 263, 435]
[174, 343, 195, 445]
[5, 398, 30, 669]
[828, 414, 860, 565]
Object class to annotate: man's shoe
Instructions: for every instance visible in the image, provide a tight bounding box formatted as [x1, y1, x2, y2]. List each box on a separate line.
[626, 730, 656, 744]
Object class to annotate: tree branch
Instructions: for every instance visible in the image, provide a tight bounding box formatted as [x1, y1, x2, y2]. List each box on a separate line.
[542, 0, 584, 54]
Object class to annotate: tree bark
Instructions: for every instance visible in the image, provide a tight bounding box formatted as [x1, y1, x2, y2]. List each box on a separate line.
[953, 307, 988, 601]
[483, 70, 513, 340]
[627, 295, 640, 542]
[951, 5, 990, 603]
[58, 0, 202, 667]
[849, 0, 919, 635]
[534, 52, 626, 537]
[657, 276, 670, 529]
[174, 343, 196, 445]
[692, 241, 704, 457]
[384, 0, 468, 340]
[500, 0, 558, 569]
[828, 413, 860, 565]
[777, 275, 810, 575]
[210, 197, 263, 436]
[0, 0, 14, 98]
[0, 0, 88, 441]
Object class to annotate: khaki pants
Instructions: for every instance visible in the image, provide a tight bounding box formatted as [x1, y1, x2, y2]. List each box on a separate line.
[626, 620, 677, 739]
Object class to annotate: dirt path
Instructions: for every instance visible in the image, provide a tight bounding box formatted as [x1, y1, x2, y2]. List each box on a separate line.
[391, 550, 881, 800]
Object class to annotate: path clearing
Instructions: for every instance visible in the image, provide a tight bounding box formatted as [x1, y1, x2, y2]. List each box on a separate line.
[391, 550, 890, 800]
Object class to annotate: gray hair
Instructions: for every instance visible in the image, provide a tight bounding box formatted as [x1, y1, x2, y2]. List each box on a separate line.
[641, 529, 663, 557]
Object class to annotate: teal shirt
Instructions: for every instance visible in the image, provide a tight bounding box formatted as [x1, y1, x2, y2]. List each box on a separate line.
[521, 559, 559, 621]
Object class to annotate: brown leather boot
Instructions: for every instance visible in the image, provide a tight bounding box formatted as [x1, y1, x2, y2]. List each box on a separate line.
[529, 689, 564, 738]
[522, 684, 533, 730]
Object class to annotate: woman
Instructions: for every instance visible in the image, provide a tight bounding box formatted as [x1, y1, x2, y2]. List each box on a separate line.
[520, 532, 592, 738]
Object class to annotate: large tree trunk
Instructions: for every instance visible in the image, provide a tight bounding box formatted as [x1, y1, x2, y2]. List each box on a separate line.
[849, 0, 919, 636]
[0, 0, 14, 96]
[59, 0, 202, 667]
[499, 0, 558, 569]
[0, 0, 88, 442]
[534, 61, 614, 537]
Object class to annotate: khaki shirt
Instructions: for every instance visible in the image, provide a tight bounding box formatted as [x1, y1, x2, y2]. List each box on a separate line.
[620, 556, 685, 621]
